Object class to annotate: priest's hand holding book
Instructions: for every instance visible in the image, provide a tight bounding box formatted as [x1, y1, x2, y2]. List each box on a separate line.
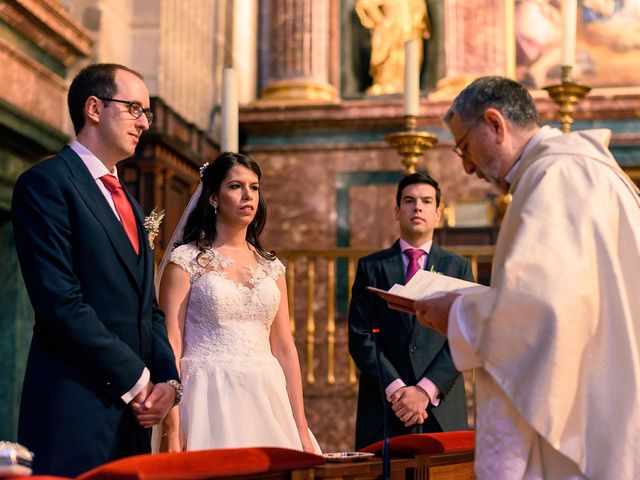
[414, 292, 461, 336]
[367, 269, 488, 336]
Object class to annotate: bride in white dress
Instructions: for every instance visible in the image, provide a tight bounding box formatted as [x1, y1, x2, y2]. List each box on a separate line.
[157, 152, 320, 453]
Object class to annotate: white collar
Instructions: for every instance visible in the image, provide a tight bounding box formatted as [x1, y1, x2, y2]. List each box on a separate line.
[504, 126, 561, 184]
[399, 238, 432, 253]
[69, 140, 118, 179]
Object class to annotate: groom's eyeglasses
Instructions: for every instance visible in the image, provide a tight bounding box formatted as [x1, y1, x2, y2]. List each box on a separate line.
[97, 96, 154, 126]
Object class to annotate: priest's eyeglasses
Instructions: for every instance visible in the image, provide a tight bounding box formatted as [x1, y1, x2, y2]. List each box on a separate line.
[452, 117, 482, 158]
[97, 96, 154, 125]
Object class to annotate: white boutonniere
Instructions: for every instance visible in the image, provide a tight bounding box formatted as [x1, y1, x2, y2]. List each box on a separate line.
[429, 265, 442, 275]
[143, 207, 165, 249]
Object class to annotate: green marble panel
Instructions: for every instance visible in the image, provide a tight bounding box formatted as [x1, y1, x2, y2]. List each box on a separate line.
[0, 216, 33, 441]
[0, 148, 36, 211]
[0, 121, 55, 439]
[610, 144, 640, 167]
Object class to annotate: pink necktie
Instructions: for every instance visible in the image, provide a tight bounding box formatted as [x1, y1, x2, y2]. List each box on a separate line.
[99, 174, 140, 254]
[404, 248, 424, 281]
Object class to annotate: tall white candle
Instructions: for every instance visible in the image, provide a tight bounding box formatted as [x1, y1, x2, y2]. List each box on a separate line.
[404, 39, 420, 117]
[561, 0, 577, 67]
[221, 68, 239, 152]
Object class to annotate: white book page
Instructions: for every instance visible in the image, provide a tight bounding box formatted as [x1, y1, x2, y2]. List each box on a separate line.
[391, 270, 488, 300]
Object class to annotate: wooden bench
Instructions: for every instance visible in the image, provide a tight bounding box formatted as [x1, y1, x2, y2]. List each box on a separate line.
[313, 457, 415, 479]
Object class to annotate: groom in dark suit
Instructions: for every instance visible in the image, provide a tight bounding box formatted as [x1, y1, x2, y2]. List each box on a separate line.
[11, 63, 180, 476]
[348, 172, 472, 450]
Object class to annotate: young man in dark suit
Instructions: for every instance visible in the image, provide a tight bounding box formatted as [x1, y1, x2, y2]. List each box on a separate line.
[348, 172, 472, 450]
[12, 63, 180, 476]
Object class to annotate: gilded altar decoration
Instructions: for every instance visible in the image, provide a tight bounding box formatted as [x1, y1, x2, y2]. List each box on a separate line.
[356, 0, 431, 95]
[144, 208, 165, 249]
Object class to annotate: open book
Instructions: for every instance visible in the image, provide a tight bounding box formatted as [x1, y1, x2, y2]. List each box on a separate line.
[367, 269, 489, 314]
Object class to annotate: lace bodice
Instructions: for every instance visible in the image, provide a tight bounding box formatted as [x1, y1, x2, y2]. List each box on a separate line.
[169, 243, 285, 372]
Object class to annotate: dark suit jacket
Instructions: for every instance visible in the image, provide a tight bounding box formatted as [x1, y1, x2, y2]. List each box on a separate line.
[11, 146, 178, 476]
[348, 240, 473, 450]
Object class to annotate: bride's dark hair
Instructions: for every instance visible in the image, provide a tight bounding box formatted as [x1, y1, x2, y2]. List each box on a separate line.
[179, 152, 275, 260]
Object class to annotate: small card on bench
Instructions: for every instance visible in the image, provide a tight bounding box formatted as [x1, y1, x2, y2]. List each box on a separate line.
[367, 269, 488, 314]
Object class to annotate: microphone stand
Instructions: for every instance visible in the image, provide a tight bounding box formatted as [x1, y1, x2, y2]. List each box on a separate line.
[372, 327, 391, 480]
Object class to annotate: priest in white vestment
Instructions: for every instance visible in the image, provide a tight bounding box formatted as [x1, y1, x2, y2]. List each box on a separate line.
[415, 76, 640, 480]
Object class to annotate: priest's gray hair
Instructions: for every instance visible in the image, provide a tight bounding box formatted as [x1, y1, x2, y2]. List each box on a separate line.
[444, 76, 539, 128]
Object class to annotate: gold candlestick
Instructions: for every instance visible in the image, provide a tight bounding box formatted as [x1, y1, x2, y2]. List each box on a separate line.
[543, 65, 591, 133]
[384, 116, 438, 175]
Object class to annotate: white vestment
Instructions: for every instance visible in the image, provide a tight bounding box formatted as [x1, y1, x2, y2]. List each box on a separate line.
[448, 127, 640, 479]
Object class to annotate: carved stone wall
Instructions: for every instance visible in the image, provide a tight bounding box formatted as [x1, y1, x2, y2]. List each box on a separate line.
[0, 0, 91, 134]
[0, 40, 68, 130]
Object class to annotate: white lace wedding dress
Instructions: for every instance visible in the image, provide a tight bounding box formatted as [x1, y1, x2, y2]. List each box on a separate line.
[168, 243, 321, 453]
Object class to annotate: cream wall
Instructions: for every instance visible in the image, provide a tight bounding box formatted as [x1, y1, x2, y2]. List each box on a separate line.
[156, 0, 215, 130]
[62, 0, 134, 65]
[61, 0, 225, 133]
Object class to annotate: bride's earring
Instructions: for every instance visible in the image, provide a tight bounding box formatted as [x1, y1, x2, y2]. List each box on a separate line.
[210, 202, 217, 215]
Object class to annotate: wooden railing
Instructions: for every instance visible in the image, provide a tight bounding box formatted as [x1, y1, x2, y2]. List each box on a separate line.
[278, 246, 495, 386]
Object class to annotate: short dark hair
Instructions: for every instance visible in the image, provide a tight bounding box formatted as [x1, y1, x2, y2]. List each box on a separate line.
[180, 152, 274, 261]
[396, 172, 441, 207]
[443, 76, 538, 128]
[67, 63, 144, 134]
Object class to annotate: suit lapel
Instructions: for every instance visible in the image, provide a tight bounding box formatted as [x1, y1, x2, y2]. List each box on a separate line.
[425, 242, 443, 272]
[60, 147, 142, 295]
[381, 240, 414, 333]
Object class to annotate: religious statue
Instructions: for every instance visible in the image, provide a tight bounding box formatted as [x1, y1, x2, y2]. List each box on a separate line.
[355, 0, 431, 95]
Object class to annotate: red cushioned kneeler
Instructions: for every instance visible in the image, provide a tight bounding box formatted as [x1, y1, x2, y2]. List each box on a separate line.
[360, 431, 475, 480]
[359, 431, 475, 456]
[76, 447, 325, 480]
[5, 476, 72, 480]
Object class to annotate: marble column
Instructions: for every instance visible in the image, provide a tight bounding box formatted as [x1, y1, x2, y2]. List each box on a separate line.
[259, 0, 338, 102]
[430, 0, 515, 98]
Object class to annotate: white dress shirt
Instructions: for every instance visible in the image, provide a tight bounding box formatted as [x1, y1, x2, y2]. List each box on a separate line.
[385, 238, 441, 406]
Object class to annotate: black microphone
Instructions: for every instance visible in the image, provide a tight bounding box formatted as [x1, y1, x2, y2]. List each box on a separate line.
[372, 327, 391, 480]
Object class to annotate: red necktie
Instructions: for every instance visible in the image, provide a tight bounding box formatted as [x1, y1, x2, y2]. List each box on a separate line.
[404, 248, 424, 281]
[99, 174, 140, 254]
